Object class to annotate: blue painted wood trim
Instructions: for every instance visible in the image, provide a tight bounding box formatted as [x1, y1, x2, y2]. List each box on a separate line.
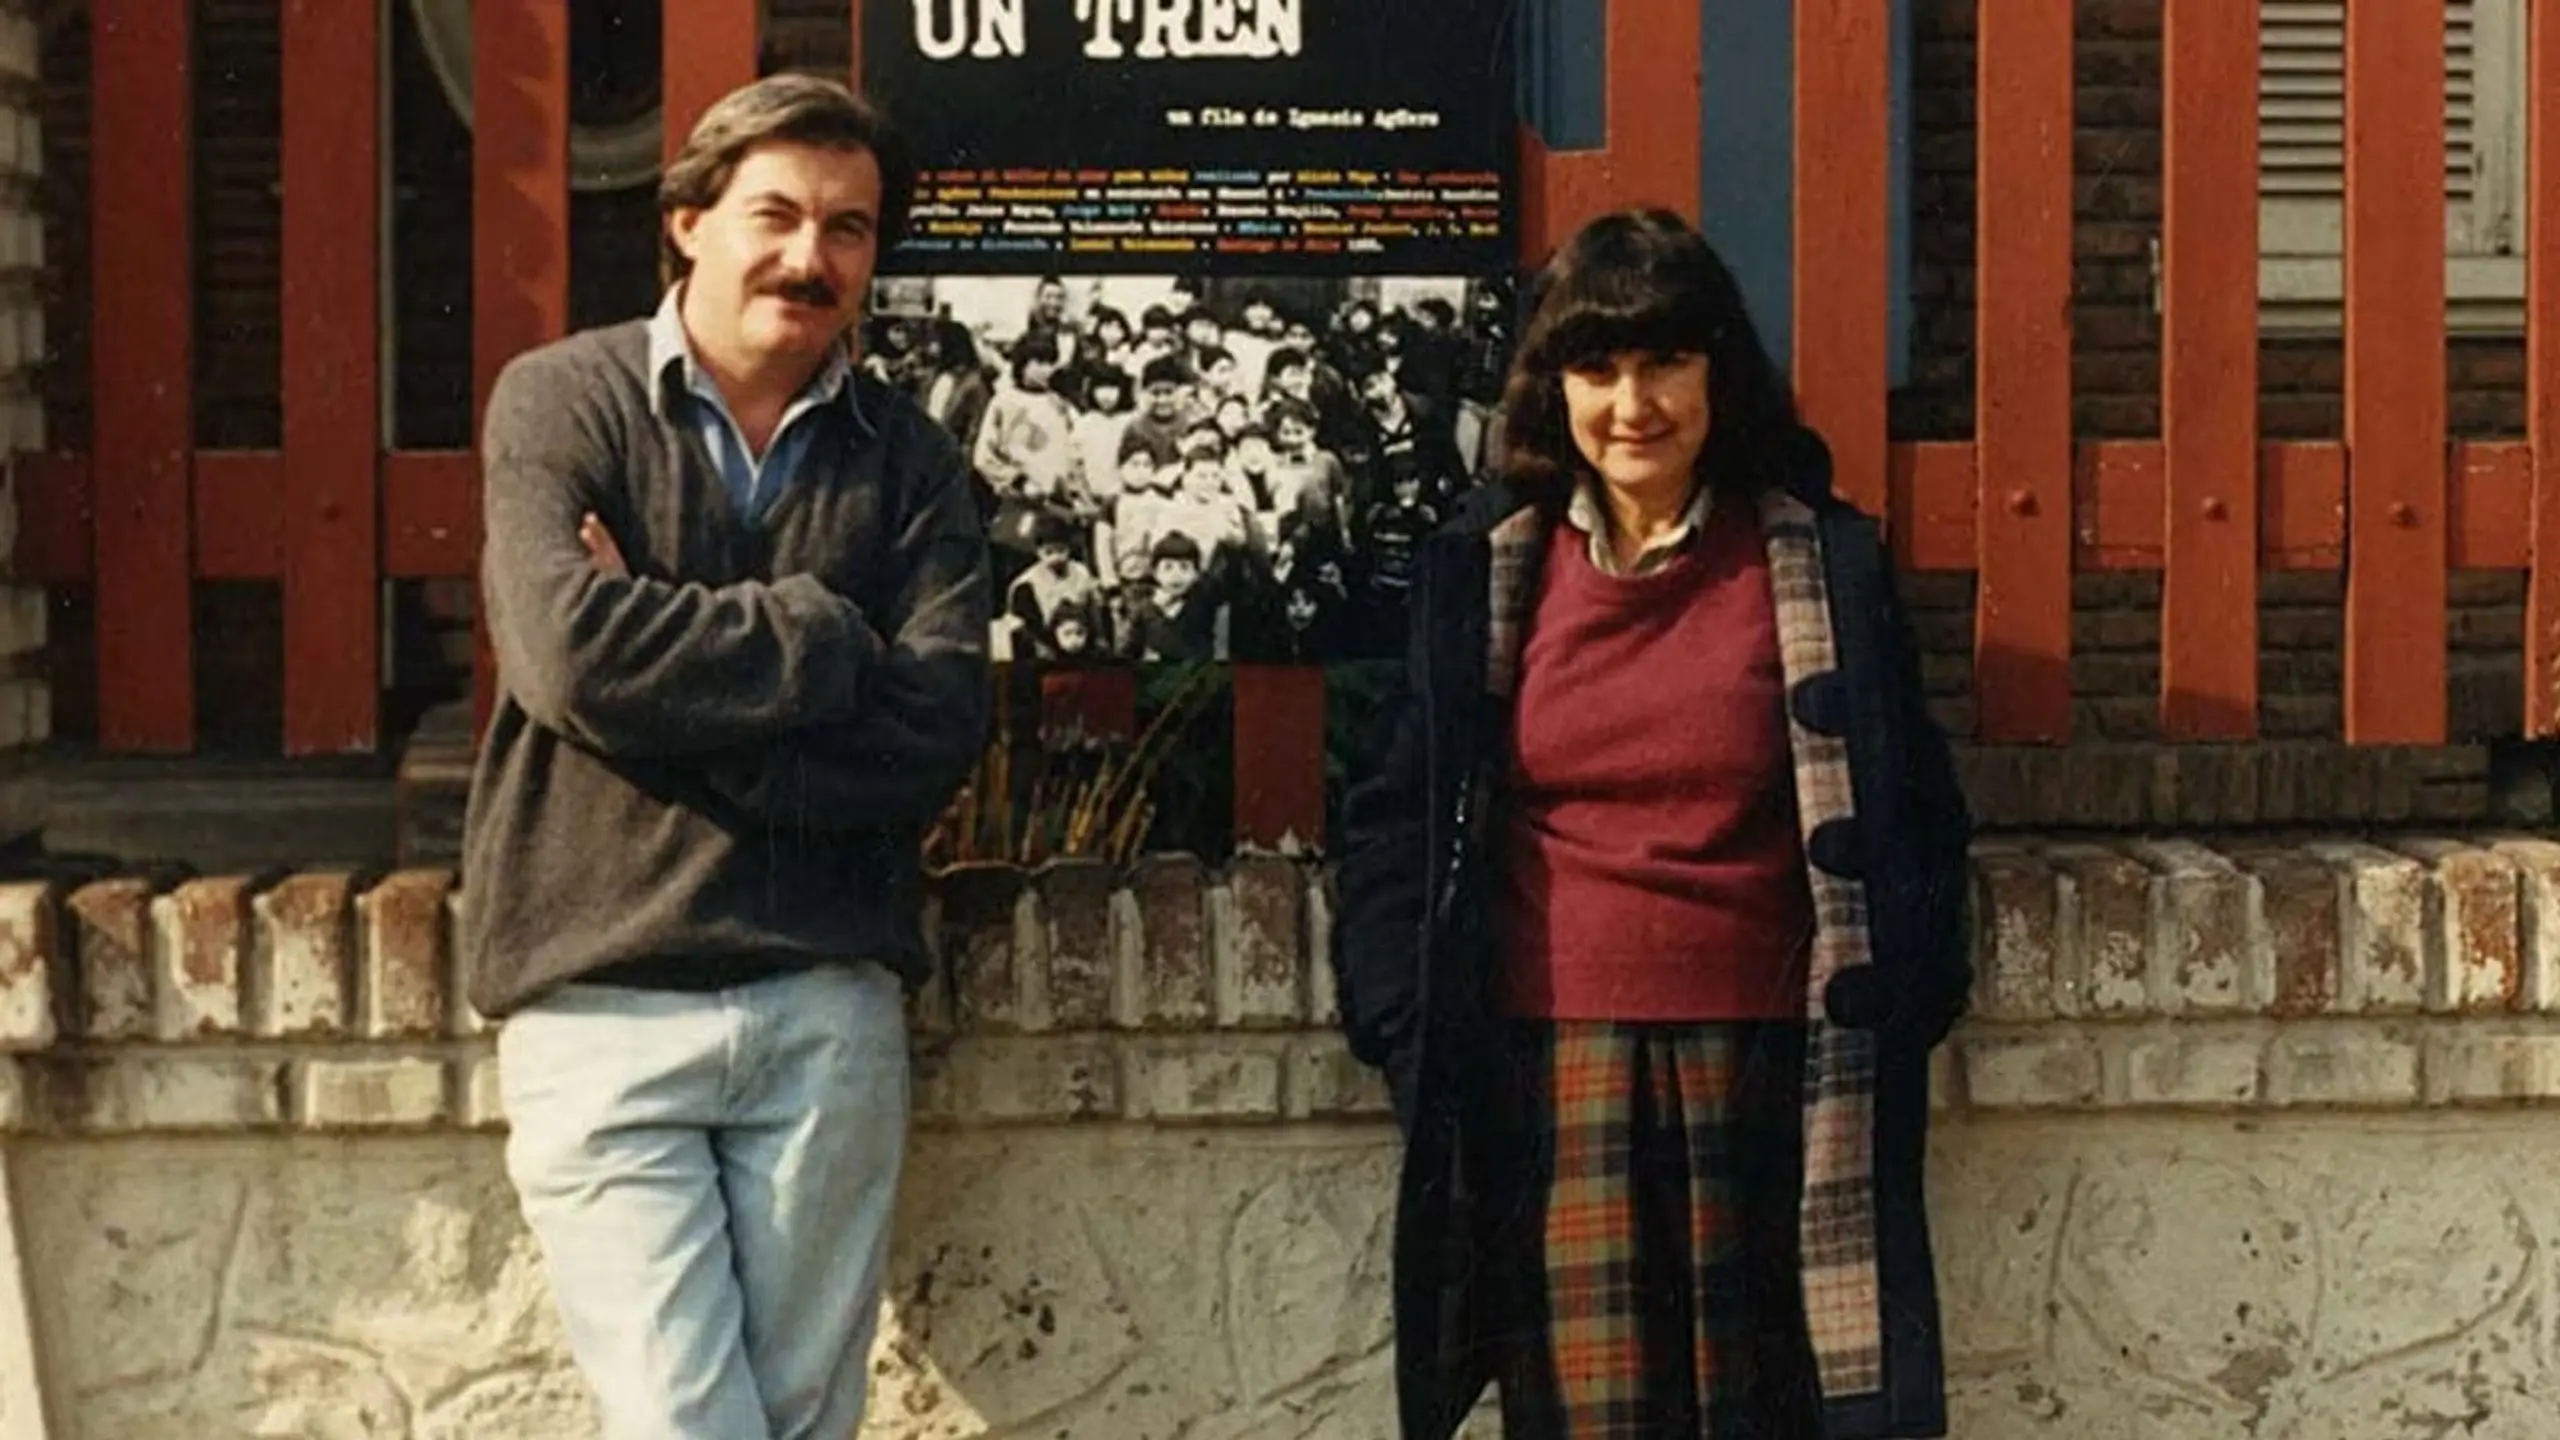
[1698, 0, 1794, 367]
[1518, 0, 1606, 151]
[1517, 0, 1913, 388]
[1700, 0, 1914, 386]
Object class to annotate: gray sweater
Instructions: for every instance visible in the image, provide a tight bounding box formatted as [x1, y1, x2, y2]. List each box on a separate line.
[460, 321, 991, 1018]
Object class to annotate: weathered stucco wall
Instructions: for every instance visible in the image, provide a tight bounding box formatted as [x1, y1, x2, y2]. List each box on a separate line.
[21, 1115, 2560, 1439]
[5, 836, 2560, 1436]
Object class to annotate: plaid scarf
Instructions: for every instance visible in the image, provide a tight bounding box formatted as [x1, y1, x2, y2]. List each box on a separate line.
[1480, 487, 1886, 1407]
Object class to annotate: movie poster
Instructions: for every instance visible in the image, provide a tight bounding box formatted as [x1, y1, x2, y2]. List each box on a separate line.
[860, 0, 1518, 663]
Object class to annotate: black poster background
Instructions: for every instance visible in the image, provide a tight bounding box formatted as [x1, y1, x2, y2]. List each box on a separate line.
[859, 1, 1522, 674]
[863, 0, 1519, 275]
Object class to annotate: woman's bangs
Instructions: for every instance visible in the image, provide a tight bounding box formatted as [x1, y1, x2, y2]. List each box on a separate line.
[1526, 269, 1711, 372]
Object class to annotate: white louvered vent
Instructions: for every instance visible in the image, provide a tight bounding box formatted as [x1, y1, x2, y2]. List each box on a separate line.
[2256, 0, 2522, 258]
[2259, 1, 2477, 203]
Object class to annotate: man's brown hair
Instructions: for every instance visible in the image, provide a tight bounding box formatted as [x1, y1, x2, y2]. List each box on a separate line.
[657, 73, 914, 285]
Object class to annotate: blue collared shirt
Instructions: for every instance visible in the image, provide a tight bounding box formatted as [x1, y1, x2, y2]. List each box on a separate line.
[645, 286, 869, 522]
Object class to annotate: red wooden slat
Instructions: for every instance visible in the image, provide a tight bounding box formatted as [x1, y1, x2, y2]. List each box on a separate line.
[13, 453, 89, 585]
[1971, 0, 2074, 742]
[1519, 132, 1609, 263]
[49, 433, 2501, 590]
[1608, 0, 1700, 219]
[384, 451, 481, 578]
[1792, 0, 1889, 517]
[281, 0, 382, 754]
[1889, 443, 1974, 571]
[665, 6, 760, 163]
[1518, 0, 1698, 263]
[2530, 1, 2560, 734]
[2342, 2, 2448, 743]
[1892, 441, 2360, 575]
[473, 0, 571, 732]
[194, 452, 281, 580]
[2158, 0, 2259, 739]
[2454, 442, 2534, 570]
[1231, 665, 1326, 852]
[91, 0, 194, 751]
[23, 450, 480, 583]
[2074, 442, 2348, 571]
[848, 0, 865, 84]
[2074, 441, 2159, 569]
[2262, 442, 2346, 569]
[1897, 441, 2360, 573]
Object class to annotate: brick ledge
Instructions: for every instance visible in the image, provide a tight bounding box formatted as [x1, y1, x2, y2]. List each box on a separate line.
[0, 835, 2549, 1130]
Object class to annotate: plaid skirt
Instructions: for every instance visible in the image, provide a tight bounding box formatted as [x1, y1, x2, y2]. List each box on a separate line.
[1479, 1020, 1824, 1439]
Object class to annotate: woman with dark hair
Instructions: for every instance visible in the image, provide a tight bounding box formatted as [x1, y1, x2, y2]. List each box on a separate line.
[1086, 302, 1137, 374]
[1334, 208, 1971, 1439]
[1326, 297, 1385, 382]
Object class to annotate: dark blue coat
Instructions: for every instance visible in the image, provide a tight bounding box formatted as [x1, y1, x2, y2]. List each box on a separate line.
[1332, 441, 1972, 1439]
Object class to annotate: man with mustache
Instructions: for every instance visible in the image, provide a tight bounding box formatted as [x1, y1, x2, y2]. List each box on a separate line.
[464, 74, 989, 1440]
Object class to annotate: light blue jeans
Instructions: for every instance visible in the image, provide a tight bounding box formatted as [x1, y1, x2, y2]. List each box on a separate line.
[498, 962, 909, 1440]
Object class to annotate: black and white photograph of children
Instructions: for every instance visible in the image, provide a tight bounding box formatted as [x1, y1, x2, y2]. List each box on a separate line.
[862, 273, 1516, 663]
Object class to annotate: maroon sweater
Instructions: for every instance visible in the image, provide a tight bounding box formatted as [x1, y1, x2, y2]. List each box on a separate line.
[1494, 506, 1815, 1020]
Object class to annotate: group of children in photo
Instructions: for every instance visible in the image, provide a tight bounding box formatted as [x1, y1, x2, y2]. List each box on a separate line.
[865, 272, 1514, 662]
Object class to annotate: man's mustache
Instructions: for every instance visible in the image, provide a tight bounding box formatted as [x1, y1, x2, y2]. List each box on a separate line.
[766, 276, 839, 308]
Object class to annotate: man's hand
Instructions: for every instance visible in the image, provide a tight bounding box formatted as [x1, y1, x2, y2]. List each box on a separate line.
[579, 513, 629, 577]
